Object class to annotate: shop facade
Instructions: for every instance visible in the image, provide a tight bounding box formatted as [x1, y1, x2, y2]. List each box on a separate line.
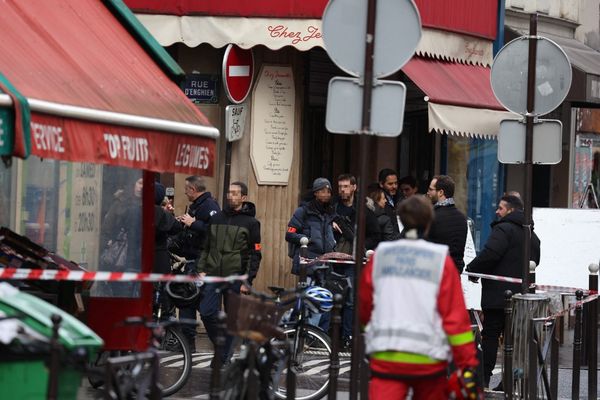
[0, 0, 218, 349]
[504, 0, 600, 210]
[127, 0, 513, 284]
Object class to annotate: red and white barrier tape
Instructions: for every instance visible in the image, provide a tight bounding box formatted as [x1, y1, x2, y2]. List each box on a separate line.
[464, 272, 597, 295]
[463, 271, 600, 321]
[0, 268, 248, 283]
[544, 294, 600, 321]
[531, 283, 595, 295]
[299, 257, 357, 266]
[463, 272, 522, 284]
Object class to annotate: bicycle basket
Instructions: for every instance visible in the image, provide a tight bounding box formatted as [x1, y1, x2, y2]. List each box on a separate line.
[225, 293, 283, 342]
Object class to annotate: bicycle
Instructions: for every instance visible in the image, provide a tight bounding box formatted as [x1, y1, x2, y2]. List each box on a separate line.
[218, 289, 288, 400]
[119, 314, 196, 398]
[89, 280, 201, 397]
[268, 283, 335, 400]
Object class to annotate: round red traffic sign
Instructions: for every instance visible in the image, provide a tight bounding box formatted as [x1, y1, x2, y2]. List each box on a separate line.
[222, 44, 254, 104]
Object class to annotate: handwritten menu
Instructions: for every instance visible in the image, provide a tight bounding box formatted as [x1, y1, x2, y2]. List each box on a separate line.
[251, 65, 295, 185]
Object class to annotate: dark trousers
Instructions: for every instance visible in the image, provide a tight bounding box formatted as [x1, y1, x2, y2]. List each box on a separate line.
[180, 282, 240, 362]
[333, 265, 354, 339]
[481, 308, 505, 387]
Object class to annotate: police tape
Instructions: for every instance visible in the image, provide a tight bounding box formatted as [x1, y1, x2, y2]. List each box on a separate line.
[544, 294, 600, 321]
[299, 257, 357, 266]
[463, 272, 597, 295]
[463, 272, 522, 284]
[532, 283, 595, 295]
[0, 267, 248, 283]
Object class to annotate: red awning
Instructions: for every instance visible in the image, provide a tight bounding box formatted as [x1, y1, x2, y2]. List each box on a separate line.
[402, 57, 516, 138]
[126, 0, 497, 65]
[0, 0, 218, 175]
[403, 58, 503, 110]
[125, 0, 497, 40]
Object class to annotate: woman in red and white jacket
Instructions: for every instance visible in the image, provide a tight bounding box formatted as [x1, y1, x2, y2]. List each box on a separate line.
[359, 195, 481, 400]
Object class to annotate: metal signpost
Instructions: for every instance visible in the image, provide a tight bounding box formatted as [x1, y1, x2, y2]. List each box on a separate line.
[491, 14, 571, 294]
[222, 45, 254, 205]
[322, 0, 421, 397]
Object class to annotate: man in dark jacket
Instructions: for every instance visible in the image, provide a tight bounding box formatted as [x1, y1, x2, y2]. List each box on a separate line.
[466, 194, 541, 388]
[197, 181, 262, 363]
[286, 178, 337, 332]
[333, 173, 380, 253]
[286, 177, 337, 275]
[332, 174, 379, 349]
[176, 176, 220, 351]
[427, 175, 468, 274]
[172, 175, 220, 260]
[378, 169, 401, 236]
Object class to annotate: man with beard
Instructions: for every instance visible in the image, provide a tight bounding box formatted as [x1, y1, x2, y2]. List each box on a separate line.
[197, 181, 262, 364]
[332, 174, 379, 349]
[378, 169, 401, 236]
[466, 194, 541, 389]
[426, 175, 468, 274]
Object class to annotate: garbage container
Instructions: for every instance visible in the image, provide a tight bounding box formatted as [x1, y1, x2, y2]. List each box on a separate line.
[0, 283, 103, 399]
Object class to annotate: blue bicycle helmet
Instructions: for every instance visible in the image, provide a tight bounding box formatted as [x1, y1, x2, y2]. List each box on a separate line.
[304, 286, 334, 313]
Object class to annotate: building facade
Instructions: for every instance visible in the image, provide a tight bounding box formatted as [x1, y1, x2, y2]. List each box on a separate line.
[127, 0, 514, 288]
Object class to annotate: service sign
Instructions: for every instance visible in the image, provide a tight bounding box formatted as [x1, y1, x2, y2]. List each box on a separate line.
[225, 104, 247, 142]
[181, 74, 219, 104]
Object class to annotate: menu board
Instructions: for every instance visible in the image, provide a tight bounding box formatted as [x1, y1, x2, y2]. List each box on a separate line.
[251, 65, 295, 185]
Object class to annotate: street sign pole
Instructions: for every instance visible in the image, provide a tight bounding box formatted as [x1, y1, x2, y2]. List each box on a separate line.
[222, 142, 232, 207]
[522, 14, 538, 294]
[350, 0, 376, 398]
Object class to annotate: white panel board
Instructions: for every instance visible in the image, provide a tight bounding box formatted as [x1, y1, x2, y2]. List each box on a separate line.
[461, 207, 600, 309]
[532, 207, 600, 289]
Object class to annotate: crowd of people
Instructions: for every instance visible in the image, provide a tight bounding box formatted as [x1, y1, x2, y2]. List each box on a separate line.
[102, 169, 540, 397]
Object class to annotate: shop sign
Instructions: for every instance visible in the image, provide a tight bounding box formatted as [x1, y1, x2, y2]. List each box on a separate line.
[181, 74, 219, 104]
[28, 113, 216, 176]
[0, 107, 13, 155]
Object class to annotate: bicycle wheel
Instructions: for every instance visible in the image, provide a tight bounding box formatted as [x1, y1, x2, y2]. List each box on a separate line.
[220, 359, 247, 400]
[272, 326, 331, 400]
[156, 326, 192, 396]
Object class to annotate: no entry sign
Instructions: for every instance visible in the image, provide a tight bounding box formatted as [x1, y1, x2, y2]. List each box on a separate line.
[222, 44, 254, 104]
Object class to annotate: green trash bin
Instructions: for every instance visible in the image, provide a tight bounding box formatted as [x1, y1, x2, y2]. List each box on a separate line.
[0, 283, 103, 399]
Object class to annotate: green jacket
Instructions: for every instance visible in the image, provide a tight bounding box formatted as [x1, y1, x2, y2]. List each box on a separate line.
[197, 202, 262, 283]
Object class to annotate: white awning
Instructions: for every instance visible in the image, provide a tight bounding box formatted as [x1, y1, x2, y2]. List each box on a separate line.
[135, 14, 324, 51]
[428, 103, 518, 139]
[135, 14, 493, 65]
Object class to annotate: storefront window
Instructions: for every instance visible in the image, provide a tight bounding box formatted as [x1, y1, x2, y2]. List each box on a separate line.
[446, 136, 504, 251]
[4, 157, 142, 298]
[572, 134, 599, 208]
